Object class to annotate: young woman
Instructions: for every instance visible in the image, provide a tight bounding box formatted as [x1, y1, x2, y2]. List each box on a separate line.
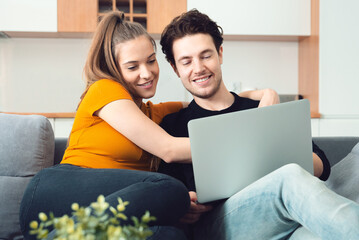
[19, 11, 277, 239]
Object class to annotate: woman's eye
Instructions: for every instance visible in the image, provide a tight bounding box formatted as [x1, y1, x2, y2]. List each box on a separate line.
[127, 66, 137, 70]
[148, 59, 156, 64]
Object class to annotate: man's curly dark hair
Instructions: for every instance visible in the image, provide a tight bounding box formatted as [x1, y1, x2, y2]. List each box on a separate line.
[160, 9, 223, 67]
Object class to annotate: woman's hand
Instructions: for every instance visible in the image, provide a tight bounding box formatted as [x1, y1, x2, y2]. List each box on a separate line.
[258, 89, 280, 107]
[180, 191, 212, 224]
[238, 88, 280, 107]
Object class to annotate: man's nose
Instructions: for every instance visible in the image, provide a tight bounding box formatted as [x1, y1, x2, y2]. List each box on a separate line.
[193, 59, 205, 74]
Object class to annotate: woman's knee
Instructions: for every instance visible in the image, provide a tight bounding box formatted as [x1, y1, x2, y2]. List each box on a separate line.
[149, 173, 190, 218]
[146, 172, 188, 194]
[148, 226, 188, 240]
[159, 173, 190, 205]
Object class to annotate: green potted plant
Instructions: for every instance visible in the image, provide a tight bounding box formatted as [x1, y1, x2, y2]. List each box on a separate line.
[29, 195, 156, 240]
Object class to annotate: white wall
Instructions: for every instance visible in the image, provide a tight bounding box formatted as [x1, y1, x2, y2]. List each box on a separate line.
[221, 41, 298, 94]
[0, 37, 299, 137]
[0, 38, 298, 112]
[0, 38, 89, 112]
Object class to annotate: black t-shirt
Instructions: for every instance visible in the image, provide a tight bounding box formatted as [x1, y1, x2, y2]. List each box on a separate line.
[159, 93, 330, 191]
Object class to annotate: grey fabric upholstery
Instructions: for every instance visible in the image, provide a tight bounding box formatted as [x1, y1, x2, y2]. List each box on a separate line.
[313, 137, 359, 167]
[0, 113, 54, 239]
[0, 112, 357, 240]
[326, 142, 359, 203]
[54, 138, 68, 165]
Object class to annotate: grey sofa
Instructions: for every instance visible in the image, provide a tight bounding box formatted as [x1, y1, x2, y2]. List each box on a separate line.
[1, 113, 358, 240]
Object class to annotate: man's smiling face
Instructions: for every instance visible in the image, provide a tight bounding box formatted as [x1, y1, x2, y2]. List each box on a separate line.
[172, 33, 223, 99]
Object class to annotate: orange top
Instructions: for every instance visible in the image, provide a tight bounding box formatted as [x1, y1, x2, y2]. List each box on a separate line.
[61, 79, 182, 171]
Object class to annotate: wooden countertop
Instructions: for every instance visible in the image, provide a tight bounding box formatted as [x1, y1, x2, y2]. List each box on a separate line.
[2, 112, 76, 118]
[2, 111, 321, 118]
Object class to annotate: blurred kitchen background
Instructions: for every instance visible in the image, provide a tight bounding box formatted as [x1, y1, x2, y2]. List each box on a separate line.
[0, 0, 358, 137]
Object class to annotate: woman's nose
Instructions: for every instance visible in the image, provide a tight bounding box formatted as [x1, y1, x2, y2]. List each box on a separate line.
[140, 66, 152, 79]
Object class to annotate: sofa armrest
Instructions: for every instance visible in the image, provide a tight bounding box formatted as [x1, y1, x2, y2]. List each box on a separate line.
[313, 137, 359, 167]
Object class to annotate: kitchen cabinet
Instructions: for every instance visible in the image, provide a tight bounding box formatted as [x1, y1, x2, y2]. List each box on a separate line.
[58, 0, 98, 33]
[318, 0, 359, 116]
[187, 0, 311, 37]
[1, 0, 186, 36]
[98, 0, 147, 28]
[0, 0, 57, 33]
[147, 0, 187, 34]
[97, 0, 187, 34]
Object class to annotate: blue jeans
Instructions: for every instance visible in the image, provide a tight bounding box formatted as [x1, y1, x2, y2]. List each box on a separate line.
[20, 164, 190, 240]
[193, 164, 359, 240]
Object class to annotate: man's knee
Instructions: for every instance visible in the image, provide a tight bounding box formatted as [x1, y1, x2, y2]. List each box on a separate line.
[270, 163, 312, 186]
[277, 163, 307, 177]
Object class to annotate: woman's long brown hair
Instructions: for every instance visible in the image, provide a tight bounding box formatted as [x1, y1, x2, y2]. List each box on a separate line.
[80, 11, 156, 104]
[68, 11, 156, 150]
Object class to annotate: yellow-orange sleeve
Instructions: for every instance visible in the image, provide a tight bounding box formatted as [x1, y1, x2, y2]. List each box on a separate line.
[81, 79, 133, 116]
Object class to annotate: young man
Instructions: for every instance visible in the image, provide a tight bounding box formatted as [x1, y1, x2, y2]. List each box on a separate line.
[158, 9, 359, 240]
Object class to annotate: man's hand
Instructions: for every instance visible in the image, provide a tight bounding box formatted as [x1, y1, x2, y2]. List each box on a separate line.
[180, 191, 213, 224]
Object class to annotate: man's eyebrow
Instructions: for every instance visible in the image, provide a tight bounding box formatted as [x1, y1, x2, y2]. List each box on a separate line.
[200, 49, 214, 55]
[177, 55, 191, 62]
[122, 52, 156, 65]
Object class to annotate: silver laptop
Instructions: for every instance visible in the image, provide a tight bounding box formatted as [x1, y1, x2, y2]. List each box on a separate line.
[188, 99, 313, 203]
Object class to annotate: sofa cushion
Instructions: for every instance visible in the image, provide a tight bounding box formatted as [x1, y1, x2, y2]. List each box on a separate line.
[0, 113, 54, 239]
[325, 142, 359, 203]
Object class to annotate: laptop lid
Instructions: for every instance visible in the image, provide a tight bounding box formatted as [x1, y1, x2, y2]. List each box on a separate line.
[188, 99, 313, 203]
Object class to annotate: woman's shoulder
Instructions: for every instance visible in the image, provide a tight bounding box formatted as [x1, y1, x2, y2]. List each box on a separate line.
[88, 79, 131, 99]
[91, 79, 124, 89]
[78, 79, 133, 116]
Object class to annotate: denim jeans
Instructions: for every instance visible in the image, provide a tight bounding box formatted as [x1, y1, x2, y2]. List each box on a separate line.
[19, 164, 190, 240]
[193, 164, 359, 240]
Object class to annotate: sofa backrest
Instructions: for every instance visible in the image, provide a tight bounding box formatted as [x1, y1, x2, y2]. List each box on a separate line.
[313, 137, 359, 167]
[53, 136, 359, 168]
[54, 138, 68, 165]
[0, 113, 54, 239]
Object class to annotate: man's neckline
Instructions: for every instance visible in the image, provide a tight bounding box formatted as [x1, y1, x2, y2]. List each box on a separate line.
[190, 92, 239, 113]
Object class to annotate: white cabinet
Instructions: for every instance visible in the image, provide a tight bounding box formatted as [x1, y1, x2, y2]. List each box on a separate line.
[187, 0, 310, 36]
[319, 0, 359, 116]
[0, 0, 57, 32]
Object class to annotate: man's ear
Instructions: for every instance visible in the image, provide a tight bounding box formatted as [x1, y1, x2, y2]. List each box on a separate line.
[171, 63, 180, 77]
[219, 46, 223, 65]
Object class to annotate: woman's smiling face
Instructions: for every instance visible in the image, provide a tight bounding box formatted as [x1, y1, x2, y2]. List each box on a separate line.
[116, 35, 159, 104]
